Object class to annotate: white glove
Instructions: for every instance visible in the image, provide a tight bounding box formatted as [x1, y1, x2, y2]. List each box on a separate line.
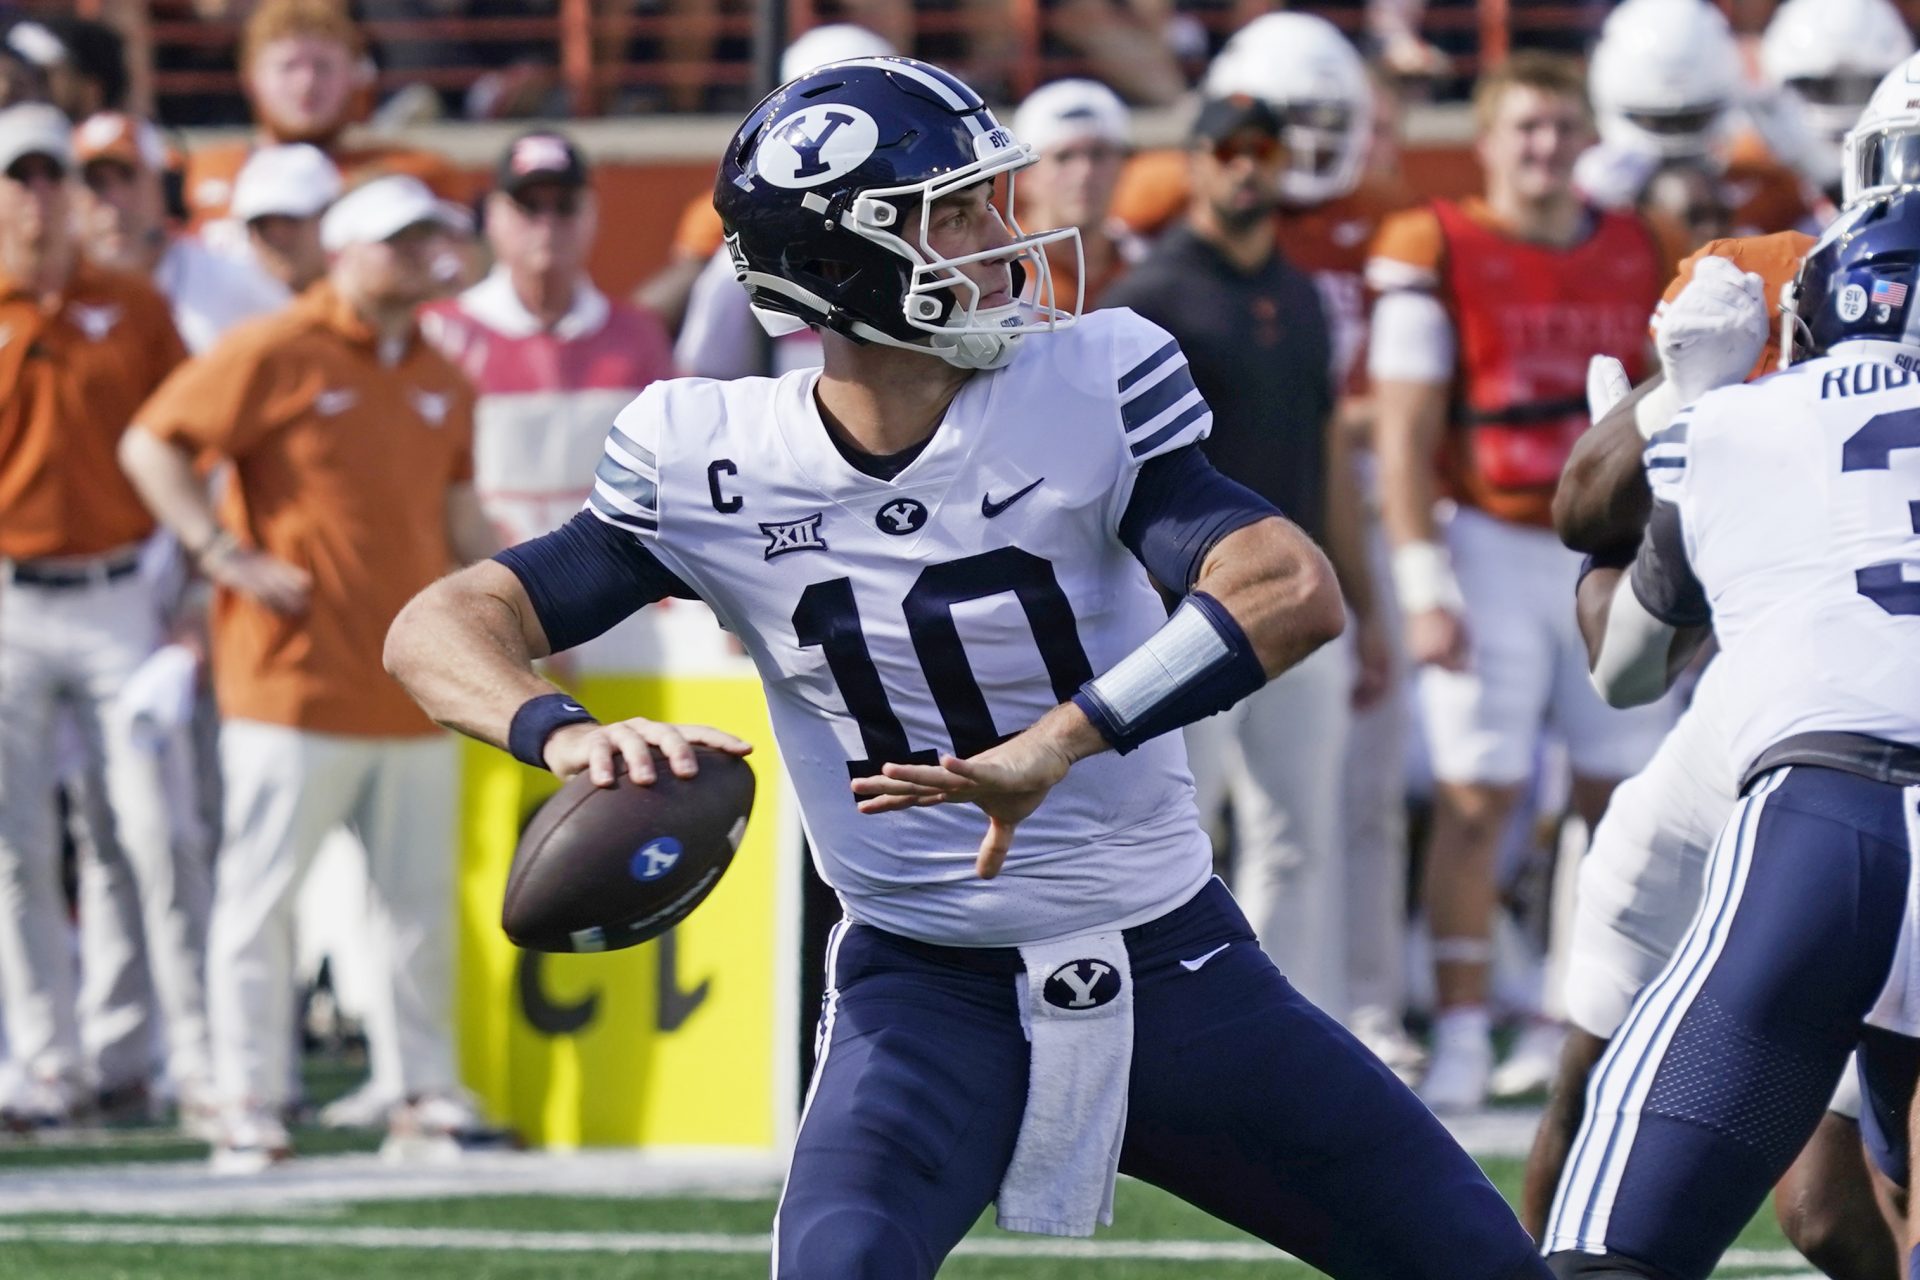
[1586, 354, 1632, 421]
[1654, 254, 1769, 408]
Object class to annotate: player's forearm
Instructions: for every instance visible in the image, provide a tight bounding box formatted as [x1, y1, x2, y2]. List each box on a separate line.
[385, 565, 560, 747]
[118, 426, 224, 556]
[1371, 379, 1447, 549]
[1195, 516, 1345, 676]
[1321, 419, 1378, 624]
[1553, 378, 1659, 553]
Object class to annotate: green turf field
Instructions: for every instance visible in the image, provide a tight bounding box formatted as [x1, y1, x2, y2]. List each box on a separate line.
[0, 1137, 1812, 1279]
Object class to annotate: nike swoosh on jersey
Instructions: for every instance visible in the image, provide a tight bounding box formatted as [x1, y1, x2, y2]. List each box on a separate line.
[981, 477, 1044, 519]
[1178, 943, 1231, 972]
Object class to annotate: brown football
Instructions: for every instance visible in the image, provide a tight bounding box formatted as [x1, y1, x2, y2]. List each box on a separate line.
[502, 747, 756, 953]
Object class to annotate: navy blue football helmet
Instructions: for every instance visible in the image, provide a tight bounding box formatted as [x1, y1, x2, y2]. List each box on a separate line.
[1784, 188, 1920, 363]
[714, 57, 1082, 370]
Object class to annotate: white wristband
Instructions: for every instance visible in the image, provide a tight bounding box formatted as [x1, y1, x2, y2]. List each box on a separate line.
[1632, 378, 1683, 441]
[1391, 540, 1464, 616]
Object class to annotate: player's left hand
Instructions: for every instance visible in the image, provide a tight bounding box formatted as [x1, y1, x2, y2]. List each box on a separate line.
[850, 731, 1078, 879]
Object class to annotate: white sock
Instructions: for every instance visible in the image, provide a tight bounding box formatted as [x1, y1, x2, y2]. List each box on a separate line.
[1434, 1006, 1492, 1048]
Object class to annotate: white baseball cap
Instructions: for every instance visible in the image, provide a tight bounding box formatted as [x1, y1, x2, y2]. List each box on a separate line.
[232, 143, 342, 221]
[1012, 79, 1131, 155]
[319, 173, 469, 251]
[0, 101, 71, 175]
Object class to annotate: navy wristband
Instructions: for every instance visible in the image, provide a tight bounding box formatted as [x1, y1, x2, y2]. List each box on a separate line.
[1072, 591, 1267, 754]
[508, 693, 599, 770]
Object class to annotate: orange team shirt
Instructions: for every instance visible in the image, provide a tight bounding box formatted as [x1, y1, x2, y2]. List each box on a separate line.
[0, 262, 187, 560]
[1722, 131, 1815, 238]
[1368, 197, 1686, 527]
[1110, 148, 1187, 238]
[672, 193, 726, 262]
[1655, 230, 1818, 379]
[134, 282, 476, 738]
[185, 137, 470, 227]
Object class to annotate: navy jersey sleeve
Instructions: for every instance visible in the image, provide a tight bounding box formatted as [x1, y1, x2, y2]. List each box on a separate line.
[494, 511, 699, 654]
[1628, 499, 1711, 627]
[1118, 445, 1281, 593]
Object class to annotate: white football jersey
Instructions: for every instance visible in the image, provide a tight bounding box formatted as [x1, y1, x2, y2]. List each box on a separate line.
[588, 310, 1219, 946]
[1646, 340, 1920, 781]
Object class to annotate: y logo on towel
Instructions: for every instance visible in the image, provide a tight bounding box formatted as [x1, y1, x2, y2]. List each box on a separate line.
[1044, 960, 1122, 1010]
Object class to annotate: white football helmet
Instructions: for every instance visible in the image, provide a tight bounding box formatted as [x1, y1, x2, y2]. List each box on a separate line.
[1204, 12, 1373, 205]
[1763, 0, 1914, 190]
[1843, 51, 1920, 207]
[1589, 0, 1743, 160]
[781, 23, 897, 83]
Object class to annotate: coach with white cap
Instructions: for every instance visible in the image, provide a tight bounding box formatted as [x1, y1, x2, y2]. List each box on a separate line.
[1012, 78, 1143, 309]
[119, 170, 500, 1172]
[219, 142, 342, 298]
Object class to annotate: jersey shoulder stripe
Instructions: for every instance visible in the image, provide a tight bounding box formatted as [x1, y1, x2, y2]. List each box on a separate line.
[1643, 407, 1693, 504]
[1101, 308, 1212, 465]
[586, 386, 669, 537]
[1117, 336, 1180, 392]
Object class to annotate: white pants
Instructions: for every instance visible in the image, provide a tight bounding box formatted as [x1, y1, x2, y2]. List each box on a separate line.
[1562, 669, 1737, 1040]
[209, 721, 459, 1109]
[1419, 508, 1676, 786]
[1185, 633, 1354, 1014]
[1344, 527, 1411, 1021]
[76, 677, 220, 1093]
[0, 568, 210, 1089]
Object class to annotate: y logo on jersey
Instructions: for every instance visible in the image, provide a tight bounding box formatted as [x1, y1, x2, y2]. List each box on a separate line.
[761, 513, 829, 559]
[875, 498, 929, 536]
[1044, 960, 1122, 1010]
[757, 104, 881, 189]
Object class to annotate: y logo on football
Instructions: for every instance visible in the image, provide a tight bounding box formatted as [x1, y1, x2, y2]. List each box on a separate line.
[629, 837, 683, 882]
[757, 104, 881, 189]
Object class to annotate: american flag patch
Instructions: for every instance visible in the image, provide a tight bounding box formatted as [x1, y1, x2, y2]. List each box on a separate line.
[1873, 278, 1909, 307]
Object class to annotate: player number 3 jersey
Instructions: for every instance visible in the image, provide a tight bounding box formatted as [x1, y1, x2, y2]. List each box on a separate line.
[587, 310, 1218, 947]
[1647, 343, 1920, 779]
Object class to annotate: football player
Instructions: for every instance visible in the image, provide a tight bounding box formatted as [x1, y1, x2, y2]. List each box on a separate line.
[384, 57, 1553, 1280]
[1527, 56, 1920, 1277]
[1368, 51, 1685, 1113]
[1760, 0, 1914, 213]
[1540, 184, 1920, 1280]
[1578, 0, 1814, 237]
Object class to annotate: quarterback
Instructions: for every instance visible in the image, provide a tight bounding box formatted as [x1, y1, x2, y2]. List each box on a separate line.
[385, 57, 1551, 1279]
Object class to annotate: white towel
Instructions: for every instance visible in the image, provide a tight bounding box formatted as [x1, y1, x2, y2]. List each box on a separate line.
[996, 930, 1133, 1237]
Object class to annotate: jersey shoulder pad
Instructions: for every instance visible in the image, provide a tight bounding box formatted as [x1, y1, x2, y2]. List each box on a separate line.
[1097, 308, 1213, 467]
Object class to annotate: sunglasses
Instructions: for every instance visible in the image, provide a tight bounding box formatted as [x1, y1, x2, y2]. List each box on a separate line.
[1209, 133, 1282, 165]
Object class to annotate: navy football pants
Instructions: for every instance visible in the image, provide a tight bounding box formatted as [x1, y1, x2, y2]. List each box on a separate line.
[1546, 767, 1920, 1280]
[773, 878, 1550, 1279]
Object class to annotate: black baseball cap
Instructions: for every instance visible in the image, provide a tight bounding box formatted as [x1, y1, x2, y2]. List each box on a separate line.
[494, 131, 588, 195]
[1189, 93, 1282, 145]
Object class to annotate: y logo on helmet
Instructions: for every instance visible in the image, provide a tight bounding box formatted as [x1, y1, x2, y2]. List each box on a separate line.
[760, 105, 881, 189]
